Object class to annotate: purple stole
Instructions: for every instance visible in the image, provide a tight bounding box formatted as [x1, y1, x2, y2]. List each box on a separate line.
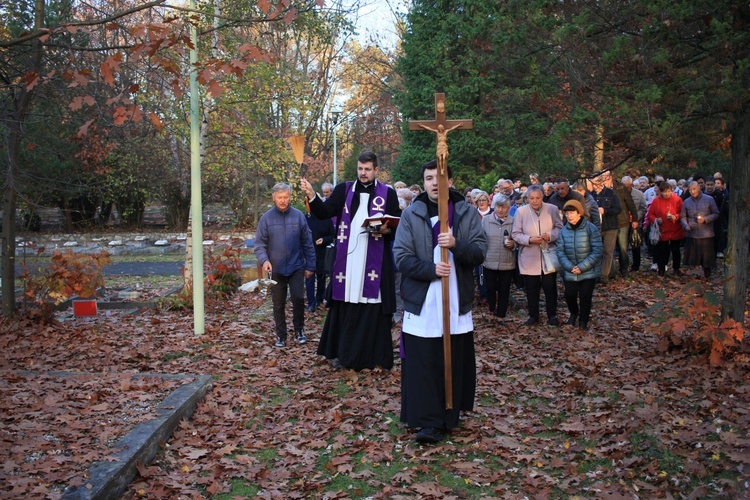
[400, 200, 454, 359]
[331, 181, 390, 301]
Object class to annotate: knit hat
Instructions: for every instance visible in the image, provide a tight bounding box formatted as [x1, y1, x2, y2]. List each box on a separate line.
[563, 199, 584, 215]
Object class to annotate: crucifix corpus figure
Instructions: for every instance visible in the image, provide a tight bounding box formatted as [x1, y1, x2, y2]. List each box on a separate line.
[394, 94, 487, 444]
[416, 122, 463, 172]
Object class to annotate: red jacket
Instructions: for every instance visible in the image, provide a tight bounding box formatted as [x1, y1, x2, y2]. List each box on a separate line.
[646, 194, 685, 241]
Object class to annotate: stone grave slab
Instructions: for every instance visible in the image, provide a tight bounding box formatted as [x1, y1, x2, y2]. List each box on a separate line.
[61, 373, 213, 499]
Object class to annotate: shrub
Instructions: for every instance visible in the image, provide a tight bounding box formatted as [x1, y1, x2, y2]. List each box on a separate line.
[162, 243, 245, 311]
[20, 249, 111, 322]
[649, 281, 746, 366]
[204, 244, 244, 300]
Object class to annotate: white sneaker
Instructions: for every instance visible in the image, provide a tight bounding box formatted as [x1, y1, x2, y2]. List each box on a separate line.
[650, 264, 658, 271]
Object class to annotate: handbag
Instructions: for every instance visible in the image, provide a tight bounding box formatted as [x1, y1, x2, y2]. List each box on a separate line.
[630, 227, 643, 248]
[541, 242, 560, 274]
[648, 222, 661, 245]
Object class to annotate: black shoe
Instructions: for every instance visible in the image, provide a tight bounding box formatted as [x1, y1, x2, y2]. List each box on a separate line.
[296, 330, 308, 344]
[548, 316, 559, 326]
[415, 427, 445, 444]
[274, 338, 286, 348]
[307, 304, 316, 313]
[524, 317, 538, 326]
[579, 321, 589, 331]
[566, 315, 578, 326]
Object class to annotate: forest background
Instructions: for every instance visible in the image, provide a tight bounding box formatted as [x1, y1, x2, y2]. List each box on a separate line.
[1, 0, 748, 321]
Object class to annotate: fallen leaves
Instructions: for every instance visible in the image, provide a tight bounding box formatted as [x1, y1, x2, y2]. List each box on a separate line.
[0, 273, 748, 497]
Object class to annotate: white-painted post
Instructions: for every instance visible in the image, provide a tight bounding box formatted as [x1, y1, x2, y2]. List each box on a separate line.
[190, 0, 205, 335]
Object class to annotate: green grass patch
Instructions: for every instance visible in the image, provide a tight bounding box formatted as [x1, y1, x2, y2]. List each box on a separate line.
[577, 457, 610, 474]
[333, 380, 351, 397]
[162, 351, 189, 361]
[265, 386, 295, 407]
[254, 447, 279, 465]
[214, 478, 260, 499]
[540, 413, 566, 429]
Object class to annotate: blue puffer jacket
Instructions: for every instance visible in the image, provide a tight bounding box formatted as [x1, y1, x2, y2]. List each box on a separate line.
[556, 220, 603, 281]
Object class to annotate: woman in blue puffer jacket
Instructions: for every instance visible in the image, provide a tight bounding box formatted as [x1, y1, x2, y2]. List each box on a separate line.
[556, 200, 603, 331]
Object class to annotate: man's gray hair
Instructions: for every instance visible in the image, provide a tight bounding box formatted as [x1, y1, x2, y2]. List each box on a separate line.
[272, 183, 292, 195]
[492, 193, 511, 208]
[322, 182, 333, 191]
[621, 175, 633, 186]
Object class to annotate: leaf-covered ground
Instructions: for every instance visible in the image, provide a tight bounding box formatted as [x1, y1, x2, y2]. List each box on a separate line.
[1, 269, 748, 499]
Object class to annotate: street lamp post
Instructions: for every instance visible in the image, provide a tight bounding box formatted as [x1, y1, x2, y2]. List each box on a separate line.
[330, 110, 341, 186]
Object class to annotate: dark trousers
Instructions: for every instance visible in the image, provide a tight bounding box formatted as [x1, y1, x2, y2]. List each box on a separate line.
[714, 217, 725, 254]
[305, 272, 326, 307]
[563, 278, 596, 324]
[271, 269, 305, 340]
[523, 273, 558, 320]
[655, 239, 682, 276]
[484, 267, 514, 317]
[475, 266, 486, 300]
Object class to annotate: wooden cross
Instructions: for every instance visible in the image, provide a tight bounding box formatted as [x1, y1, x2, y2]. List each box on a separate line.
[408, 93, 472, 410]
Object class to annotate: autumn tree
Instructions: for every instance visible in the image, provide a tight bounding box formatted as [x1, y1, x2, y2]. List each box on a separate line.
[0, 0, 322, 316]
[339, 41, 402, 174]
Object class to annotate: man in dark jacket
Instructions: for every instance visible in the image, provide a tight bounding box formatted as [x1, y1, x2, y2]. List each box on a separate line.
[393, 160, 487, 444]
[602, 171, 639, 278]
[255, 183, 316, 347]
[304, 204, 335, 312]
[591, 173, 622, 281]
[549, 178, 586, 220]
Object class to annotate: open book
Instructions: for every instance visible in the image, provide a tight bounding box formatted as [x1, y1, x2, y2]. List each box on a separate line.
[361, 214, 400, 229]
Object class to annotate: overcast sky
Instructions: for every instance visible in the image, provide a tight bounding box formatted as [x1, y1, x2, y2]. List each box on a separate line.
[352, 0, 408, 51]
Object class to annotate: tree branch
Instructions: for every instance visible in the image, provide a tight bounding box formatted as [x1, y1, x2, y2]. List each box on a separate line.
[0, 0, 168, 48]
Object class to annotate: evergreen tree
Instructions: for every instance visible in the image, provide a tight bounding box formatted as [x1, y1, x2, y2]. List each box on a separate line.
[395, 0, 577, 189]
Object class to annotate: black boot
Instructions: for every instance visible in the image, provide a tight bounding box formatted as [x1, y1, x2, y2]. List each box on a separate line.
[566, 314, 578, 326]
[579, 321, 589, 332]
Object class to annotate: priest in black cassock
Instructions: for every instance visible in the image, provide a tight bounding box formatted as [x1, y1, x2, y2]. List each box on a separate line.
[300, 151, 401, 371]
[393, 160, 487, 444]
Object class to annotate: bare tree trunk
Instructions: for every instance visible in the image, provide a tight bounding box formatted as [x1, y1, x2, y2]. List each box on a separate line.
[1, 0, 44, 316]
[2, 159, 18, 316]
[593, 124, 604, 172]
[722, 107, 750, 325]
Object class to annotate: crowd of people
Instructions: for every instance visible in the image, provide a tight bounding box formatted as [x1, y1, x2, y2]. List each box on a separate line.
[254, 152, 729, 444]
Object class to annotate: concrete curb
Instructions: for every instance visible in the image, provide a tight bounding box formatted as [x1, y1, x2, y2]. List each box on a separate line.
[62, 374, 213, 500]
